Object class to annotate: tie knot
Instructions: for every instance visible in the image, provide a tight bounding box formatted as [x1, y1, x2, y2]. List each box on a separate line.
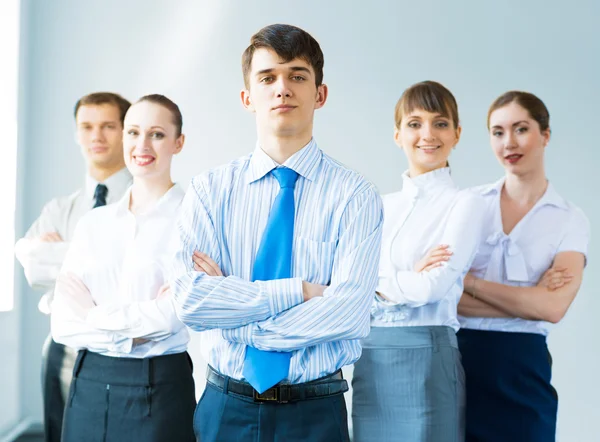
[272, 168, 298, 189]
[94, 183, 108, 200]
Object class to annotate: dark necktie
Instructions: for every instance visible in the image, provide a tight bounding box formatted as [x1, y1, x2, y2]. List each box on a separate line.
[93, 184, 108, 208]
[242, 167, 299, 393]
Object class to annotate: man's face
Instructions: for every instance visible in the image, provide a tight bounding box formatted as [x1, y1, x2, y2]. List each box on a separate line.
[75, 104, 124, 170]
[241, 48, 327, 140]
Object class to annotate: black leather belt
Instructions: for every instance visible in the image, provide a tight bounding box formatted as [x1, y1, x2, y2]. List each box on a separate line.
[206, 365, 348, 404]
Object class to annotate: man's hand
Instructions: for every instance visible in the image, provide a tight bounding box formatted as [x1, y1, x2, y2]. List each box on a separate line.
[193, 250, 328, 303]
[302, 281, 326, 302]
[39, 232, 63, 242]
[537, 267, 573, 291]
[193, 251, 223, 276]
[55, 273, 95, 317]
[414, 244, 452, 272]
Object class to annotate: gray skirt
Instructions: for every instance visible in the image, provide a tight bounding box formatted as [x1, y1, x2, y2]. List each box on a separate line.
[352, 326, 465, 442]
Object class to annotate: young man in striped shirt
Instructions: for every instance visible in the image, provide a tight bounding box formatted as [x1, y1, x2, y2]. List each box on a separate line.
[172, 24, 383, 441]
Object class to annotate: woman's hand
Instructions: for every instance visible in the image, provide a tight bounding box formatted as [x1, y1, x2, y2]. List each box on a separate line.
[414, 244, 452, 272]
[537, 267, 573, 291]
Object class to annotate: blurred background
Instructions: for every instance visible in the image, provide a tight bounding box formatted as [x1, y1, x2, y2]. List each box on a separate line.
[1, 0, 599, 440]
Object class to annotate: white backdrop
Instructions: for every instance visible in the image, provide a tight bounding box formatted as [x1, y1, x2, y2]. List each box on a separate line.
[6, 0, 599, 440]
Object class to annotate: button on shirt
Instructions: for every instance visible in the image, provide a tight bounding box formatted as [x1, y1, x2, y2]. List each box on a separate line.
[51, 184, 188, 357]
[373, 168, 487, 331]
[171, 139, 384, 384]
[15, 168, 132, 313]
[459, 177, 590, 336]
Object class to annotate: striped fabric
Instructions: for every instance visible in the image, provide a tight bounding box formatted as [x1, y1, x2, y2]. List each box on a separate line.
[171, 139, 383, 383]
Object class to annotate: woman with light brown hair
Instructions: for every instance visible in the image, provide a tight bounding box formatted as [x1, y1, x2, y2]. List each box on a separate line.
[352, 81, 486, 441]
[457, 91, 590, 442]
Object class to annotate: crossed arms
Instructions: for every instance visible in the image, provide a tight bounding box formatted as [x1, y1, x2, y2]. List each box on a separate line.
[170, 179, 384, 352]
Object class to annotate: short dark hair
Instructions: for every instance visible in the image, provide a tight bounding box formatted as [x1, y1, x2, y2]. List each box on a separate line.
[134, 94, 183, 137]
[242, 24, 324, 89]
[394, 81, 459, 129]
[74, 92, 131, 125]
[487, 91, 550, 132]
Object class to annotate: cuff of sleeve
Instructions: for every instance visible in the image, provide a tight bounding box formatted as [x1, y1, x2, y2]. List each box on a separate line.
[110, 336, 133, 354]
[38, 293, 52, 315]
[376, 274, 404, 306]
[374, 291, 396, 306]
[222, 324, 255, 346]
[260, 277, 304, 316]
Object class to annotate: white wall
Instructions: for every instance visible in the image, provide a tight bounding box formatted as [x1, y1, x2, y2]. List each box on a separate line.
[0, 310, 20, 438]
[8, 0, 600, 440]
[0, 0, 29, 438]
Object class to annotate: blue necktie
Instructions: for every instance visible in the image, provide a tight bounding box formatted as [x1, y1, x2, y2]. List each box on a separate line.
[243, 167, 299, 393]
[93, 183, 108, 208]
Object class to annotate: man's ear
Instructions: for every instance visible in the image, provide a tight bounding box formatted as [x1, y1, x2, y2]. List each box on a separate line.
[314, 84, 328, 110]
[241, 89, 255, 112]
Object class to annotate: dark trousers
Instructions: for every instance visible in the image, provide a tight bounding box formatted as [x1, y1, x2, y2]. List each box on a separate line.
[42, 335, 75, 442]
[457, 329, 558, 442]
[62, 350, 196, 442]
[195, 382, 350, 442]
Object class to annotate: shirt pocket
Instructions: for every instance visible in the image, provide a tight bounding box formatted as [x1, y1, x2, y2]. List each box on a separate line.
[293, 237, 337, 285]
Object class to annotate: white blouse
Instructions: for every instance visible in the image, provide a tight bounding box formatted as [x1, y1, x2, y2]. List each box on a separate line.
[51, 184, 189, 357]
[459, 177, 590, 336]
[373, 168, 487, 331]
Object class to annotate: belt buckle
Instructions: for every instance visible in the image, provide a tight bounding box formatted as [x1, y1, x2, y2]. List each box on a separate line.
[253, 387, 279, 403]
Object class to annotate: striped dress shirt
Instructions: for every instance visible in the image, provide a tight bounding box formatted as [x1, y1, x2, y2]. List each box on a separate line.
[171, 139, 383, 384]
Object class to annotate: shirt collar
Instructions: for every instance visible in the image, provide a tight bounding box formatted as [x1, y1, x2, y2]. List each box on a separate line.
[114, 183, 185, 218]
[85, 167, 133, 202]
[481, 176, 568, 210]
[542, 182, 569, 210]
[480, 176, 506, 196]
[245, 138, 322, 184]
[401, 167, 456, 199]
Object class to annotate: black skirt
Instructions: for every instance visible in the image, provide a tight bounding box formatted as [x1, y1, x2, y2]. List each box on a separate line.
[457, 328, 558, 442]
[61, 350, 196, 442]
